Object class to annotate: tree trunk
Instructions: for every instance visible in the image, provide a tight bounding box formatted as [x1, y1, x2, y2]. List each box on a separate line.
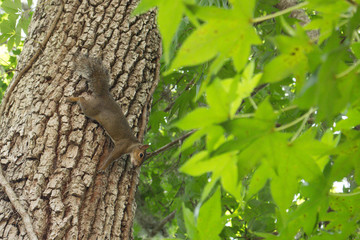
[0, 0, 161, 238]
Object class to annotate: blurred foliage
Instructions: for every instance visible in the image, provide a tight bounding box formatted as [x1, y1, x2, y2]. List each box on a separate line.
[0, 0, 31, 101]
[134, 0, 360, 239]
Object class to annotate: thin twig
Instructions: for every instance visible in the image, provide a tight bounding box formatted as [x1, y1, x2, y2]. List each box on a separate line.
[329, 191, 360, 197]
[149, 210, 176, 237]
[336, 60, 360, 79]
[252, 1, 309, 24]
[152, 73, 186, 107]
[163, 74, 197, 112]
[290, 108, 314, 142]
[275, 107, 315, 132]
[234, 105, 298, 119]
[0, 170, 38, 240]
[146, 130, 196, 159]
[0, 0, 64, 119]
[248, 96, 258, 110]
[345, 0, 358, 6]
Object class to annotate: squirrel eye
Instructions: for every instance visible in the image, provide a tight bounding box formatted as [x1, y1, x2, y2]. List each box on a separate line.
[139, 153, 144, 158]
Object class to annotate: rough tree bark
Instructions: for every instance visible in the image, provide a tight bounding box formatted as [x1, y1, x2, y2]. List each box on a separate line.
[0, 0, 161, 238]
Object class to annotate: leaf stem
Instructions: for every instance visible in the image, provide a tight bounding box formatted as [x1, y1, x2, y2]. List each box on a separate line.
[252, 1, 309, 24]
[276, 105, 298, 113]
[248, 96, 258, 110]
[235, 105, 298, 119]
[275, 107, 315, 132]
[236, 113, 255, 119]
[290, 108, 314, 142]
[336, 60, 360, 78]
[146, 130, 196, 159]
[329, 191, 360, 197]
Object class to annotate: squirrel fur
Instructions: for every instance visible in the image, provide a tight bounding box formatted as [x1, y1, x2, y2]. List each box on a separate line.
[68, 56, 149, 171]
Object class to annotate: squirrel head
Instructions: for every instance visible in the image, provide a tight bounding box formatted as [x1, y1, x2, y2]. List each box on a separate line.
[130, 144, 150, 167]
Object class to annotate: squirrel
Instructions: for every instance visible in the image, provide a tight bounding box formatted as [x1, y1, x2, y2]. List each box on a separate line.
[68, 56, 149, 171]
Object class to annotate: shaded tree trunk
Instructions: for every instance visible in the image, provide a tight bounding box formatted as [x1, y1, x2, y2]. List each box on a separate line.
[0, 0, 161, 238]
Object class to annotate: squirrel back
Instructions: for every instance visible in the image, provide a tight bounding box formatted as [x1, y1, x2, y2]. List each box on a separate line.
[75, 56, 110, 96]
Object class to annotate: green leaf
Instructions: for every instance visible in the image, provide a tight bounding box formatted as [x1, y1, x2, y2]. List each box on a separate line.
[229, 0, 256, 18]
[206, 125, 225, 151]
[170, 8, 260, 72]
[206, 79, 230, 119]
[316, 47, 344, 120]
[170, 20, 221, 69]
[247, 162, 275, 199]
[261, 25, 316, 87]
[7, 36, 15, 52]
[351, 42, 360, 59]
[182, 203, 198, 239]
[271, 172, 298, 217]
[304, 17, 337, 43]
[197, 187, 224, 239]
[200, 177, 219, 203]
[293, 130, 333, 174]
[14, 20, 21, 46]
[289, 195, 327, 235]
[0, 14, 17, 35]
[175, 107, 226, 130]
[1, 0, 21, 14]
[149, 111, 168, 131]
[180, 128, 207, 152]
[254, 98, 277, 123]
[261, 54, 297, 84]
[180, 151, 232, 176]
[158, 0, 185, 63]
[19, 14, 31, 34]
[208, 154, 242, 201]
[335, 108, 360, 130]
[306, 0, 350, 43]
[180, 151, 209, 176]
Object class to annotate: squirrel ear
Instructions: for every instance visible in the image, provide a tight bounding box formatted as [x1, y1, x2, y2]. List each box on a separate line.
[141, 144, 150, 150]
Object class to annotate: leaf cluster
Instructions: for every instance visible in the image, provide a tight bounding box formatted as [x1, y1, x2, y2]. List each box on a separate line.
[0, 0, 32, 51]
[134, 0, 360, 239]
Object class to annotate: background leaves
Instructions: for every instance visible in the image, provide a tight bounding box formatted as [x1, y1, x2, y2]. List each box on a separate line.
[134, 0, 360, 239]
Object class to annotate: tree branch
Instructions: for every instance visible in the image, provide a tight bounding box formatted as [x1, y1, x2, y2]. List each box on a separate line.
[149, 210, 176, 237]
[152, 73, 186, 108]
[163, 74, 197, 112]
[146, 130, 196, 160]
[0, 170, 38, 240]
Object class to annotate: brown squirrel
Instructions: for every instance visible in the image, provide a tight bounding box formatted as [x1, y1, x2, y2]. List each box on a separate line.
[68, 56, 149, 171]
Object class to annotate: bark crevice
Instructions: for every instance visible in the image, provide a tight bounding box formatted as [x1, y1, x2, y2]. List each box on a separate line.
[0, 0, 160, 238]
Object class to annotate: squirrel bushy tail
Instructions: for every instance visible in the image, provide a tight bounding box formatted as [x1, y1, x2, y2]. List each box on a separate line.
[75, 56, 110, 96]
